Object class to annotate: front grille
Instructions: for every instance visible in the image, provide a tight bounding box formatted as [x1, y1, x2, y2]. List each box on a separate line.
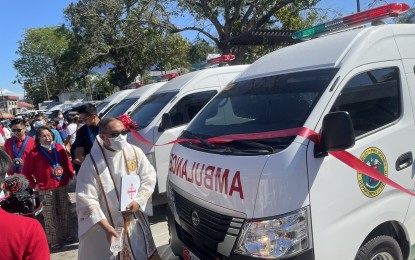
[174, 190, 245, 258]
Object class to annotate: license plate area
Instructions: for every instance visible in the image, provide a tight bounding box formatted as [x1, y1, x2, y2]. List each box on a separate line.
[182, 246, 201, 260]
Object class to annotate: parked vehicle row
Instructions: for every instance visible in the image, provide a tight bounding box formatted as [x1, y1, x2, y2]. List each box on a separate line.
[166, 3, 415, 260]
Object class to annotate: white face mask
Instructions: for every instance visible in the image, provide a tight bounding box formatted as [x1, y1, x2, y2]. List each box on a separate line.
[58, 115, 63, 119]
[26, 126, 31, 132]
[40, 141, 53, 150]
[109, 134, 127, 151]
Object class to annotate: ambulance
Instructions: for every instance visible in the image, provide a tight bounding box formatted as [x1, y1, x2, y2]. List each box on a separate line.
[166, 3, 415, 260]
[96, 89, 134, 117]
[102, 82, 166, 119]
[127, 65, 249, 204]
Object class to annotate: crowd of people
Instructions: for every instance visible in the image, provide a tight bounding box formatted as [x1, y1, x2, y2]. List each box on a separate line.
[0, 103, 160, 260]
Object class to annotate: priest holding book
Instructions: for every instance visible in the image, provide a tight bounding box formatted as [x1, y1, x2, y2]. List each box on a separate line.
[76, 117, 160, 260]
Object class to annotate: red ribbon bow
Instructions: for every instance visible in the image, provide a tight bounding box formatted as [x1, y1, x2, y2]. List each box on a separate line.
[118, 114, 138, 131]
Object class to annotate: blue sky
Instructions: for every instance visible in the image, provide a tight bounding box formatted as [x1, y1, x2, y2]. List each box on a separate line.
[0, 0, 413, 100]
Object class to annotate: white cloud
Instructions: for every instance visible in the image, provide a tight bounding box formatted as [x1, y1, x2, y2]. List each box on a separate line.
[0, 88, 24, 99]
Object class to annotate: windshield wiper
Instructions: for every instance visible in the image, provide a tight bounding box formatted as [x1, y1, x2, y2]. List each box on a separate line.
[231, 140, 275, 153]
[183, 130, 215, 149]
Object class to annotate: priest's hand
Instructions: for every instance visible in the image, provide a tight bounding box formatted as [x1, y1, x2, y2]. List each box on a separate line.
[122, 201, 140, 217]
[99, 220, 118, 245]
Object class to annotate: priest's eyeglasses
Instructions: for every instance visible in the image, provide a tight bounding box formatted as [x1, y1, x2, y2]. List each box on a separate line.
[108, 130, 130, 137]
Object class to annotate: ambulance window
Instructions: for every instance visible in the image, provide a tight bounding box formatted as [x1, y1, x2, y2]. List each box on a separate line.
[166, 90, 217, 129]
[331, 67, 400, 137]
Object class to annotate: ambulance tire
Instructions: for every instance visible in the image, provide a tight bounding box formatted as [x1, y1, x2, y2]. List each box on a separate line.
[355, 235, 402, 260]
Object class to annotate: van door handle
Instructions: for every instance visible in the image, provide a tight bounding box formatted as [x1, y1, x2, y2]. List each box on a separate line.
[396, 152, 413, 171]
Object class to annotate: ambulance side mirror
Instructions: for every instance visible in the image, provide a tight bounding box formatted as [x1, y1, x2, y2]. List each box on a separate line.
[315, 111, 355, 157]
[158, 113, 172, 132]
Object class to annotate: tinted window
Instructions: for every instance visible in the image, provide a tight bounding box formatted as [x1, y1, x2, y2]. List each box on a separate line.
[95, 101, 109, 113]
[129, 91, 178, 129]
[331, 67, 400, 137]
[166, 90, 217, 129]
[103, 98, 138, 119]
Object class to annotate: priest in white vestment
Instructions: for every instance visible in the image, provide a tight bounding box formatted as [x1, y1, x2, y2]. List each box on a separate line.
[76, 117, 160, 260]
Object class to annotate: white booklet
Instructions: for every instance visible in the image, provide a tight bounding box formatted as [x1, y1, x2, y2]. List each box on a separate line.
[119, 175, 141, 211]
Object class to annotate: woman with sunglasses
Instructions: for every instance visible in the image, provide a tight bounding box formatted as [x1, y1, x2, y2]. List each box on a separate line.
[22, 126, 75, 251]
[3, 118, 36, 176]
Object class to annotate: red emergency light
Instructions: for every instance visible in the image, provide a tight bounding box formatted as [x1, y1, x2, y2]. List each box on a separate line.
[292, 3, 410, 39]
[162, 72, 180, 80]
[131, 81, 144, 88]
[207, 54, 235, 64]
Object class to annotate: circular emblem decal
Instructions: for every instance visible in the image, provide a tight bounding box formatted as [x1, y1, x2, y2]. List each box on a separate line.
[191, 211, 200, 227]
[357, 147, 388, 198]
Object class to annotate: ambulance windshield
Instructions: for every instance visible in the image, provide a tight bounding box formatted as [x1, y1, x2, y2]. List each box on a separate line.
[129, 91, 178, 129]
[183, 68, 338, 154]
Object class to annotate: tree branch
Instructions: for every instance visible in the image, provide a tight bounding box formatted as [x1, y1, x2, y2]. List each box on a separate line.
[198, 0, 225, 37]
[252, 0, 295, 30]
[170, 25, 219, 45]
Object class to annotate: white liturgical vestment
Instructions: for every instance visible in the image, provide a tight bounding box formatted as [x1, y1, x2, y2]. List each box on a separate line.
[76, 136, 158, 260]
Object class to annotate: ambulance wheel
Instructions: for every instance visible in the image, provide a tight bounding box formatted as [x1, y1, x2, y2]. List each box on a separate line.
[355, 235, 402, 260]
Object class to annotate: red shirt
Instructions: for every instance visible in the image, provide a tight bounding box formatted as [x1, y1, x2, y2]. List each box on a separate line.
[22, 143, 75, 190]
[4, 136, 36, 175]
[0, 208, 50, 260]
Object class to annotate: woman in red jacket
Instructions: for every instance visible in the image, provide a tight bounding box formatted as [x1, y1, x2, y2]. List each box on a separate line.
[23, 126, 75, 251]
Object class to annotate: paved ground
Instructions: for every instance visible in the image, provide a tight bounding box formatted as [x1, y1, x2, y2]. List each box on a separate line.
[50, 178, 178, 260]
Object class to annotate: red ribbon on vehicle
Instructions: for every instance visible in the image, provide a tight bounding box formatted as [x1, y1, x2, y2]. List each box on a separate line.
[119, 114, 415, 197]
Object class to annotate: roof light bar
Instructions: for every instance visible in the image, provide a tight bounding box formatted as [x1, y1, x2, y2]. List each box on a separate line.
[292, 3, 410, 40]
[207, 54, 235, 64]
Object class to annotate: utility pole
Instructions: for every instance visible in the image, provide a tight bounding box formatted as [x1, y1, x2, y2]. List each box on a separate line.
[0, 90, 4, 112]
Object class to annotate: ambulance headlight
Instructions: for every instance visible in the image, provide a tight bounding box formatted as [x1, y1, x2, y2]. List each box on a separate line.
[145, 152, 156, 169]
[235, 207, 311, 258]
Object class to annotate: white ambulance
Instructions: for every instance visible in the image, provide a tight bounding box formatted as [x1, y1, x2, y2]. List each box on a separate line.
[166, 3, 415, 260]
[96, 89, 134, 117]
[127, 65, 249, 204]
[102, 82, 166, 119]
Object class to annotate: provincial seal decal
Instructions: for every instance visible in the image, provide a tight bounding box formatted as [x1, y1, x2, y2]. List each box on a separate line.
[357, 147, 388, 198]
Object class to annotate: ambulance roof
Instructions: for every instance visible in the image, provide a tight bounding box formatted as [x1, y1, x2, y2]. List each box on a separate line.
[155, 65, 249, 93]
[127, 82, 166, 98]
[104, 89, 134, 101]
[237, 24, 415, 82]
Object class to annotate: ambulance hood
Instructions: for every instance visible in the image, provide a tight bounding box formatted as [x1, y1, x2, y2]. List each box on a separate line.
[168, 141, 309, 219]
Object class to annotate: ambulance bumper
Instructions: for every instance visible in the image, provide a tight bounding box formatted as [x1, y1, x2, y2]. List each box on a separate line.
[167, 208, 314, 260]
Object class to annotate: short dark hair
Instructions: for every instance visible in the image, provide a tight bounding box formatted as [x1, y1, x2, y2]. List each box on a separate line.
[10, 118, 25, 127]
[35, 126, 55, 145]
[99, 117, 122, 134]
[0, 150, 12, 183]
[34, 114, 44, 120]
[77, 103, 97, 117]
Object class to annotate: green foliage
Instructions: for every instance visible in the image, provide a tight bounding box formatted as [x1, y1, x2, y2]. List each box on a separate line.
[188, 39, 219, 63]
[14, 26, 73, 104]
[65, 0, 170, 87]
[170, 0, 323, 57]
[15, 0, 331, 105]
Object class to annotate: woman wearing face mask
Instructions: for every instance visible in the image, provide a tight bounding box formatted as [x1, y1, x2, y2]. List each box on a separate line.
[22, 126, 75, 251]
